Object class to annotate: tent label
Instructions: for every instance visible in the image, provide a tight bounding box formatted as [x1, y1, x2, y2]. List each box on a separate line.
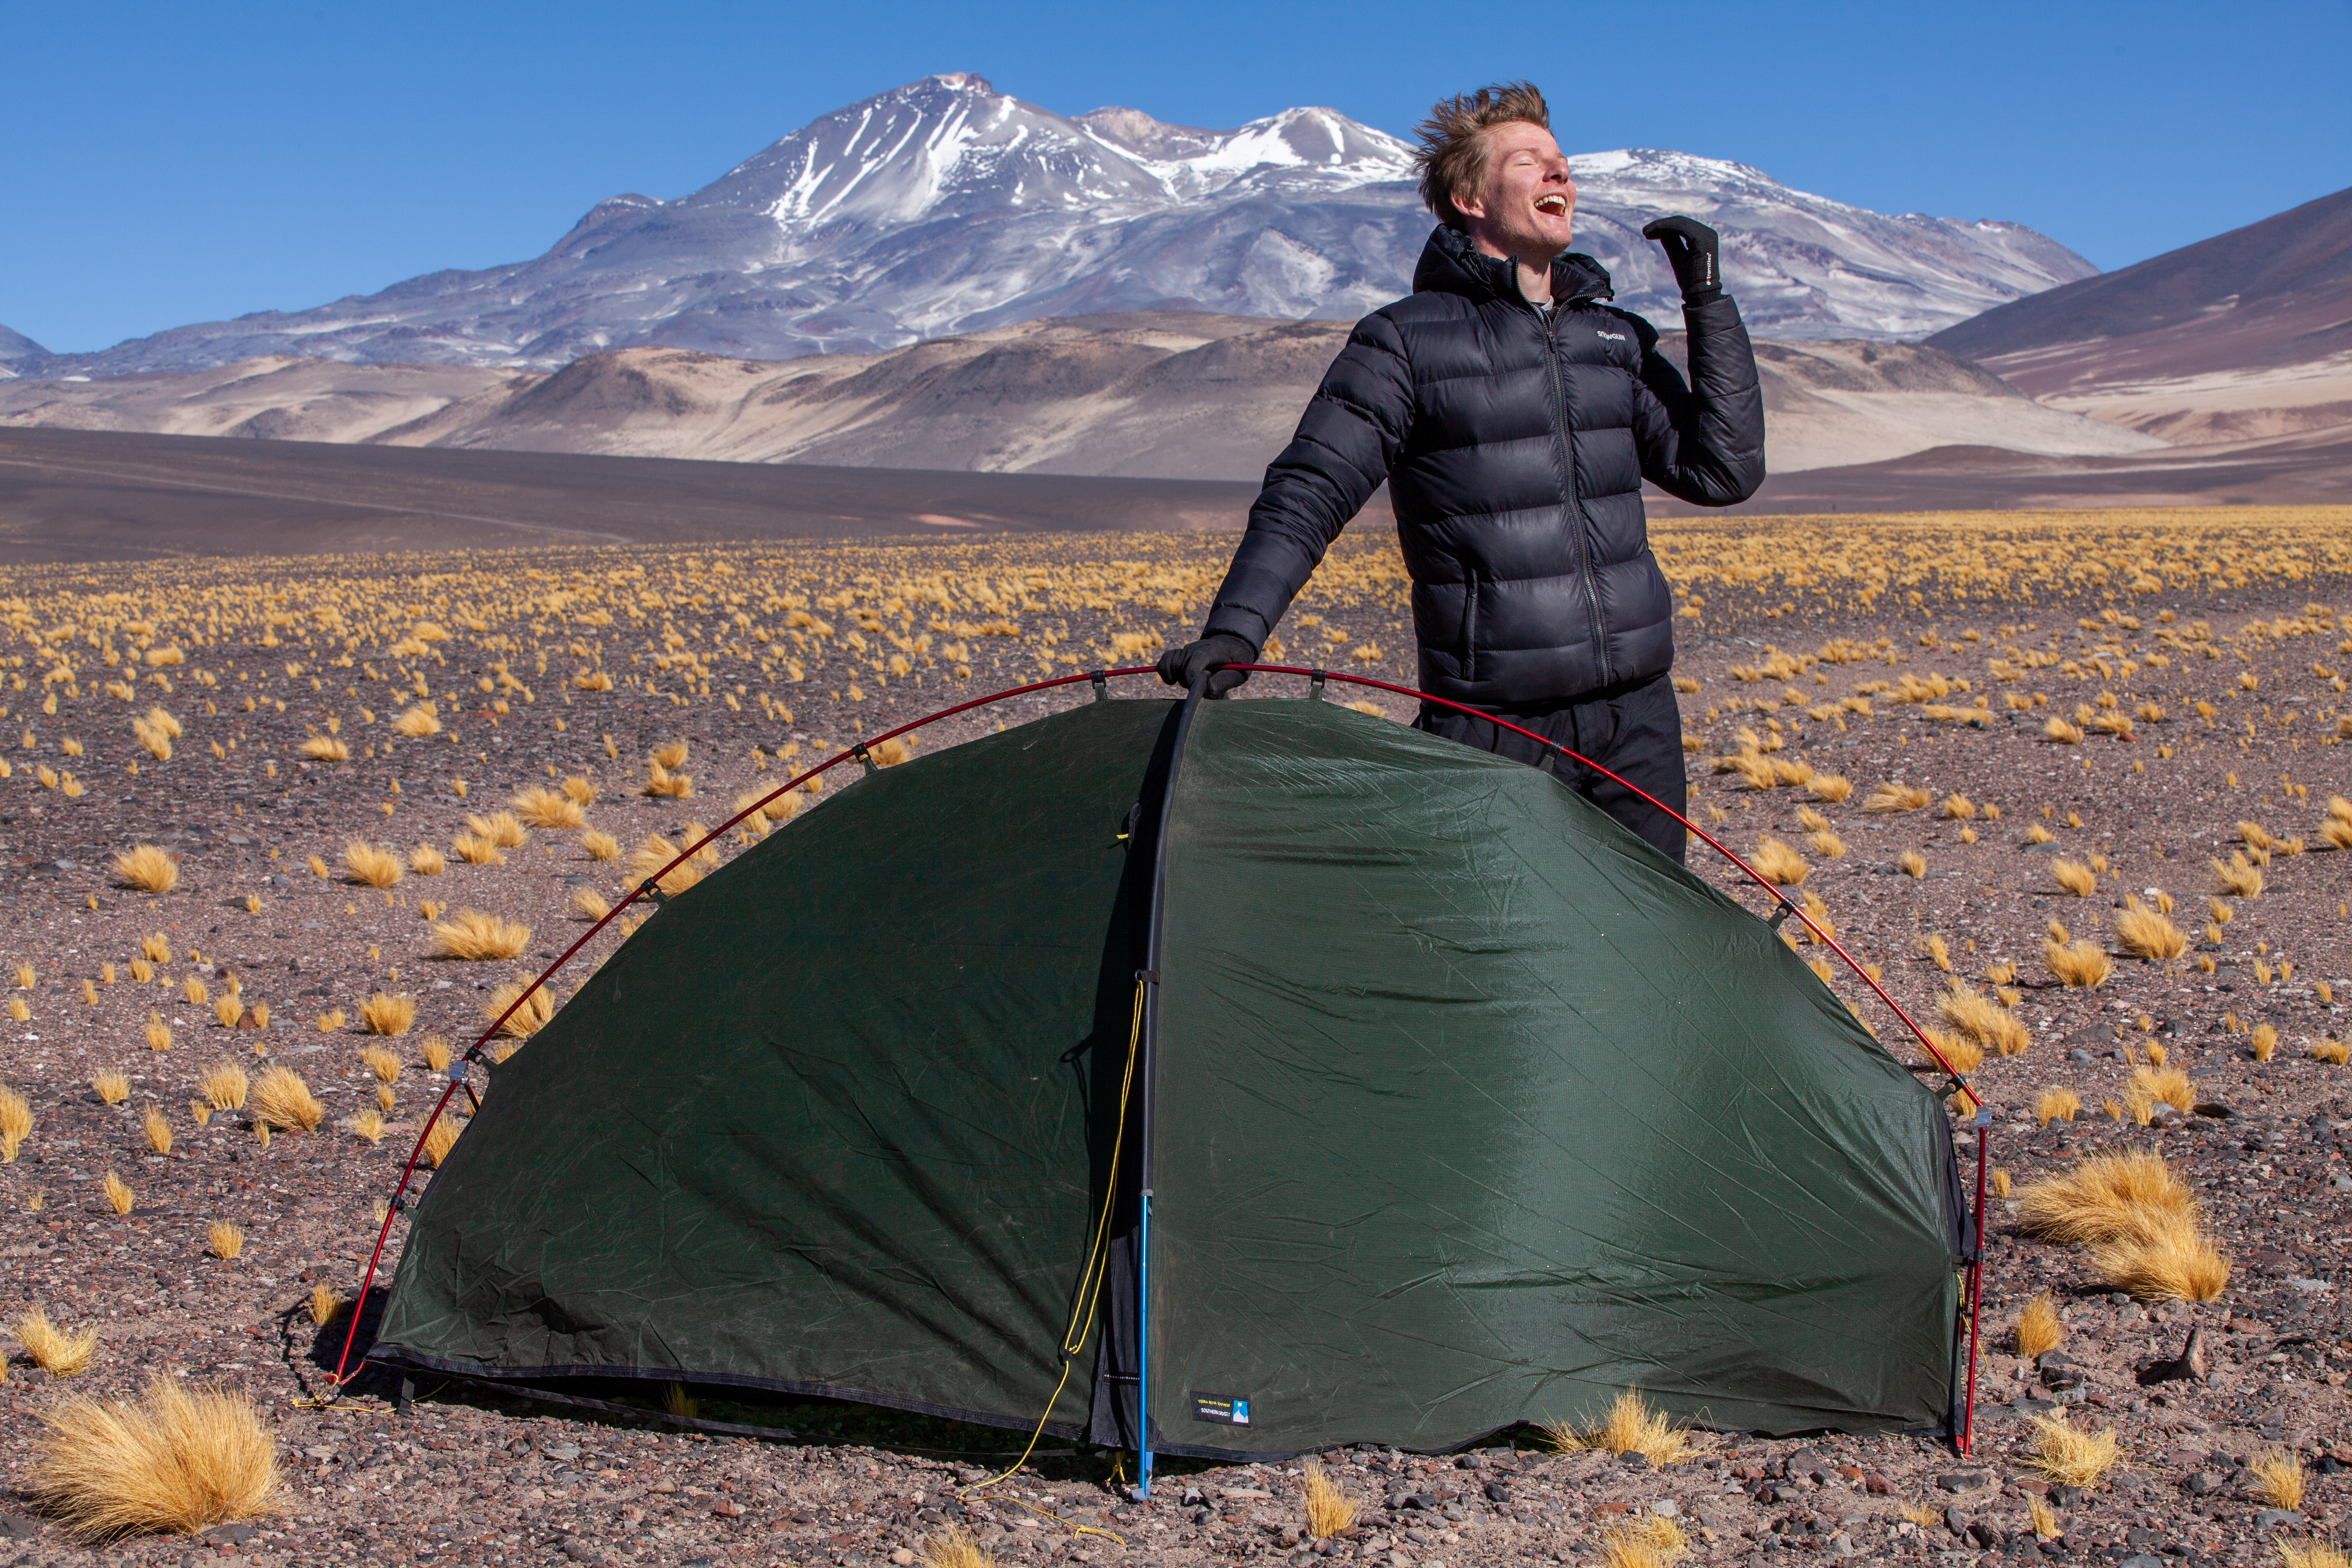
[1191, 1393, 1251, 1426]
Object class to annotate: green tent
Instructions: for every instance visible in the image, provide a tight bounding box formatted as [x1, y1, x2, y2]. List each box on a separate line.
[372, 691, 1970, 1462]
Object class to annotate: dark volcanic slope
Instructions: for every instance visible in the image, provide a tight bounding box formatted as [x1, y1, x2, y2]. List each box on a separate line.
[1645, 423, 2352, 516]
[1926, 186, 2352, 392]
[0, 426, 1260, 563]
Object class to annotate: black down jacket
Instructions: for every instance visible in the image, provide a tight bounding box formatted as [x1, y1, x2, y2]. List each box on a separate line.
[1202, 224, 1764, 708]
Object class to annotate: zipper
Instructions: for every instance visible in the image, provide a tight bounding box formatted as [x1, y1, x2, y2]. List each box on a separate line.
[1462, 568, 1478, 682]
[1540, 304, 1610, 686]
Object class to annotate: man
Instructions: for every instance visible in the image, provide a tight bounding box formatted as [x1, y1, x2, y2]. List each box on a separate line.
[1158, 82, 1764, 863]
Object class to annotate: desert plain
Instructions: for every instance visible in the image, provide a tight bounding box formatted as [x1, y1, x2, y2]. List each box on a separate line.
[0, 502, 2347, 1568]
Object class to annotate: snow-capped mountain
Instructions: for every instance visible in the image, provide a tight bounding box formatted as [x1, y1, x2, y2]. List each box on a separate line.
[23, 74, 2095, 377]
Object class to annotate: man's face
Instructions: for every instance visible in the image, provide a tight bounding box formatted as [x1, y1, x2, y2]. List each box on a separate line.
[1454, 121, 1576, 264]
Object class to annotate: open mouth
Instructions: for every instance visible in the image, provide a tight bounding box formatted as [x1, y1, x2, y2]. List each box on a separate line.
[1534, 194, 1571, 217]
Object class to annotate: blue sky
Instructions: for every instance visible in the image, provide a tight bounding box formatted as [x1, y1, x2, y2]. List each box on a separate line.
[7, 0, 2347, 353]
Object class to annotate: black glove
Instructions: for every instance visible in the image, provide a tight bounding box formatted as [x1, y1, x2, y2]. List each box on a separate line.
[1642, 215, 1723, 303]
[1156, 632, 1258, 698]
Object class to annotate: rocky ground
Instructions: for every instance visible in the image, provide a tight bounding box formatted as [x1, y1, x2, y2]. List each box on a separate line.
[0, 523, 2344, 1568]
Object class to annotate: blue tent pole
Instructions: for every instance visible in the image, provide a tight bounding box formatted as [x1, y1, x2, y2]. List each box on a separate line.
[1132, 670, 1210, 1499]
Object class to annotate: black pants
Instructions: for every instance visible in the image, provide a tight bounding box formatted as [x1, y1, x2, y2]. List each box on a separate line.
[1414, 673, 1689, 865]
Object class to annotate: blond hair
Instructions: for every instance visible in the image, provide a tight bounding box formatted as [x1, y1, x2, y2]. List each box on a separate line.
[1413, 82, 1551, 230]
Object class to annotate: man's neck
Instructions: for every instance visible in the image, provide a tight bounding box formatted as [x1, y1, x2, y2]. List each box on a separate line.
[1466, 232, 1557, 306]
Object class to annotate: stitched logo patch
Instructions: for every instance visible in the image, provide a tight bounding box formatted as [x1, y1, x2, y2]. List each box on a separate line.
[1191, 1392, 1251, 1425]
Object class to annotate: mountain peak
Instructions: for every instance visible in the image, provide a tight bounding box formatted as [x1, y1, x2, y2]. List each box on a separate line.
[18, 77, 2095, 375]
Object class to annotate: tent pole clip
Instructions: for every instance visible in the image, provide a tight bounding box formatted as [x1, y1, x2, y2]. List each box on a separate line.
[1308, 670, 1327, 700]
[642, 885, 669, 907]
[1767, 897, 1796, 930]
[1090, 671, 1110, 703]
[853, 741, 877, 777]
[1134, 968, 1159, 985]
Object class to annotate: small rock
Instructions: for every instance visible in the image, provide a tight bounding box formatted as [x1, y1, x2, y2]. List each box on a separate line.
[1651, 1499, 1679, 1517]
[0, 1514, 39, 1539]
[203, 1524, 258, 1545]
[559, 1542, 602, 1565]
[2254, 1509, 2302, 1531]
[1936, 1470, 1991, 1492]
[1864, 1474, 1893, 1496]
[2183, 1471, 2224, 1496]
[891, 1552, 918, 1566]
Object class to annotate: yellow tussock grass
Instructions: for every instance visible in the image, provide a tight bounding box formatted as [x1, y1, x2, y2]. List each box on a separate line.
[200, 1063, 247, 1112]
[2125, 1065, 2195, 1119]
[251, 1067, 322, 1132]
[2016, 1150, 2193, 1245]
[624, 833, 712, 897]
[182, 975, 209, 1007]
[2251, 1023, 2278, 1062]
[570, 887, 611, 920]
[560, 774, 597, 805]
[509, 786, 585, 829]
[581, 828, 619, 861]
[1749, 836, 1807, 886]
[206, 1221, 242, 1261]
[1804, 773, 1853, 802]
[1991, 1167, 2012, 1198]
[340, 841, 402, 889]
[2044, 939, 2112, 988]
[1863, 782, 1929, 813]
[2250, 1449, 2306, 1511]
[359, 1046, 401, 1083]
[104, 1171, 135, 1215]
[358, 993, 415, 1037]
[464, 810, 528, 848]
[2023, 1411, 2118, 1488]
[1806, 828, 1845, 859]
[1301, 1459, 1359, 1539]
[2276, 1540, 2351, 1568]
[375, 1083, 395, 1113]
[2313, 1037, 2350, 1066]
[141, 1108, 172, 1155]
[2092, 1208, 2231, 1302]
[651, 740, 689, 770]
[1596, 1515, 1689, 1568]
[112, 845, 178, 894]
[2043, 716, 2084, 744]
[1940, 983, 2029, 1056]
[212, 996, 242, 1029]
[16, 1308, 99, 1375]
[420, 1114, 464, 1169]
[2013, 1292, 2064, 1359]
[391, 704, 440, 737]
[2238, 819, 2275, 851]
[345, 1109, 386, 1145]
[2050, 859, 2097, 897]
[1542, 1387, 1689, 1467]
[641, 760, 694, 798]
[312, 1010, 345, 1034]
[1795, 806, 1830, 833]
[0, 1082, 30, 1161]
[871, 736, 915, 767]
[1924, 1026, 1984, 1075]
[1898, 848, 1927, 878]
[297, 735, 348, 762]
[916, 1525, 998, 1568]
[429, 908, 531, 960]
[420, 1036, 451, 1072]
[2212, 852, 2264, 897]
[2032, 1087, 2081, 1126]
[1941, 793, 1976, 819]
[2114, 903, 2187, 961]
[2026, 1495, 2061, 1540]
[407, 843, 446, 876]
[449, 830, 503, 866]
[307, 1285, 342, 1326]
[31, 1375, 283, 1538]
[485, 982, 555, 1038]
[94, 1070, 131, 1105]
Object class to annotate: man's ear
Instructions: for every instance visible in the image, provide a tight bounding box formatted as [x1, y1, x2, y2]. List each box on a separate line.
[1450, 188, 1486, 223]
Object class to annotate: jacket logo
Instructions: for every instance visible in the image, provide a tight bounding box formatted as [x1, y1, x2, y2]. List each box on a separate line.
[1595, 330, 1627, 342]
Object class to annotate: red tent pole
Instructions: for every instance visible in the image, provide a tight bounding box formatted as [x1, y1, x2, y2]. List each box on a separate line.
[1961, 1105, 1991, 1454]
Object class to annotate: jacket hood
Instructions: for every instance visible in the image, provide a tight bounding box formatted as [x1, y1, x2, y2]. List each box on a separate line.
[1411, 224, 1614, 307]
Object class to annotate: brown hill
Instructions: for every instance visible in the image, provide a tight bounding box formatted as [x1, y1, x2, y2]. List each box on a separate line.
[1, 312, 2158, 480]
[1928, 186, 2352, 445]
